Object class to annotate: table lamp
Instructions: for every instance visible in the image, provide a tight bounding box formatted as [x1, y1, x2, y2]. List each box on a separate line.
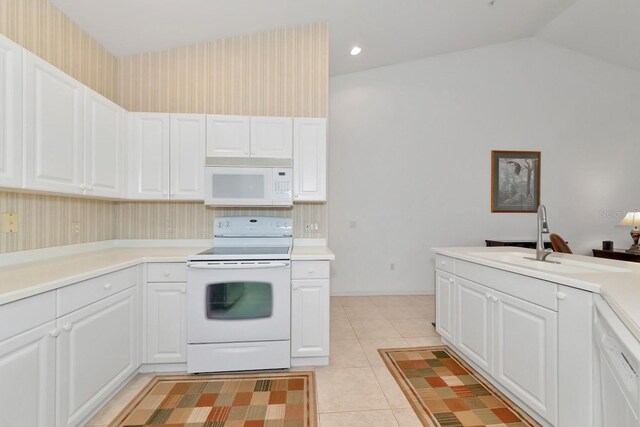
[618, 210, 640, 254]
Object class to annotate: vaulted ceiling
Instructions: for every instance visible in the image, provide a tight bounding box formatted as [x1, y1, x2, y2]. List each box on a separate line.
[51, 0, 581, 76]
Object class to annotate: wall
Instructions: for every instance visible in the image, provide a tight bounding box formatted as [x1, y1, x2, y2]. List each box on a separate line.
[115, 22, 329, 241]
[0, 0, 328, 253]
[329, 38, 640, 295]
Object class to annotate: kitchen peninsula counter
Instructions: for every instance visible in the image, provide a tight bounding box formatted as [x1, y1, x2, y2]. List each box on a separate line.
[432, 246, 640, 342]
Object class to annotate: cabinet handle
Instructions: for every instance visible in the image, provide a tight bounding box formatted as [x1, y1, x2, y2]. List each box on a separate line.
[163, 270, 171, 277]
[491, 296, 498, 303]
[181, 289, 186, 294]
[63, 323, 73, 332]
[448, 278, 454, 284]
[80, 184, 86, 191]
[440, 261, 446, 266]
[104, 283, 112, 290]
[308, 268, 314, 274]
[485, 293, 491, 299]
[556, 292, 566, 300]
[50, 328, 61, 338]
[293, 284, 299, 290]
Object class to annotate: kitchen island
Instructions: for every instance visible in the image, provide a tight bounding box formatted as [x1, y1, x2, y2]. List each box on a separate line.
[432, 246, 640, 427]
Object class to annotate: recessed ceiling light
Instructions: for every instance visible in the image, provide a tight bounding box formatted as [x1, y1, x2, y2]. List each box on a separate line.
[350, 46, 362, 56]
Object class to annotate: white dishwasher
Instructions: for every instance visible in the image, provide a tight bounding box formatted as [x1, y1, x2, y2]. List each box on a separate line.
[594, 295, 640, 426]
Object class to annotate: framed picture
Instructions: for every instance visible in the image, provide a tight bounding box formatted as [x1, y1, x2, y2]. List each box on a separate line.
[491, 150, 540, 213]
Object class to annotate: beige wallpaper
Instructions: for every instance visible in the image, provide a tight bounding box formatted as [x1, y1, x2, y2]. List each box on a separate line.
[0, 0, 118, 101]
[0, 191, 116, 253]
[0, 2, 328, 253]
[116, 22, 328, 117]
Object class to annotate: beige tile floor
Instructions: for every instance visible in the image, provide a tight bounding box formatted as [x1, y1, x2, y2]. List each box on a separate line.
[86, 295, 440, 427]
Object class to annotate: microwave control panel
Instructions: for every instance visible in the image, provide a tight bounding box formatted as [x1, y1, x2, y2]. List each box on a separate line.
[272, 168, 293, 205]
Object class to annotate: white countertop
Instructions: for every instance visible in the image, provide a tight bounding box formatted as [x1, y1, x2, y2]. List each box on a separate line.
[0, 240, 334, 306]
[433, 246, 640, 342]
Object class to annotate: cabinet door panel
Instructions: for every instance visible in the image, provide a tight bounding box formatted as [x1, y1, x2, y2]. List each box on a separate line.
[435, 269, 455, 342]
[206, 115, 250, 157]
[0, 34, 22, 188]
[456, 277, 492, 373]
[293, 118, 326, 201]
[250, 117, 292, 158]
[84, 89, 125, 198]
[170, 114, 205, 200]
[147, 283, 187, 363]
[291, 279, 329, 357]
[0, 321, 55, 427]
[24, 52, 83, 194]
[494, 290, 557, 425]
[129, 113, 170, 199]
[56, 289, 138, 427]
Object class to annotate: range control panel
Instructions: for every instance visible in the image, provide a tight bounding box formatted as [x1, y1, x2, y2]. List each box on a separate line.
[214, 216, 293, 237]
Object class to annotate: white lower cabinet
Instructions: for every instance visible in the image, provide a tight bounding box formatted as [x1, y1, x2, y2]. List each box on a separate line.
[146, 282, 187, 363]
[494, 290, 557, 424]
[434, 269, 455, 343]
[291, 261, 330, 364]
[0, 321, 56, 427]
[56, 287, 138, 427]
[456, 277, 492, 373]
[442, 260, 559, 426]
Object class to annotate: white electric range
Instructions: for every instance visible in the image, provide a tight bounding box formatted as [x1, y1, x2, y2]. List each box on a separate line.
[186, 216, 292, 373]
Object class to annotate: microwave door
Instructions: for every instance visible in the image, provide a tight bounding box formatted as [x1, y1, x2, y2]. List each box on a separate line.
[206, 167, 272, 206]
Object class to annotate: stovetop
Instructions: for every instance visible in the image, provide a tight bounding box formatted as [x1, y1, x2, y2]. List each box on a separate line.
[188, 245, 292, 261]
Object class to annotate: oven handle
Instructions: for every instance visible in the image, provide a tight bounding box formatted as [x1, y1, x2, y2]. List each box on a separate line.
[187, 262, 289, 269]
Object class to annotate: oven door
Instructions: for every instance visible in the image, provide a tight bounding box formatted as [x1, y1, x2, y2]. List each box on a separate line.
[186, 260, 290, 343]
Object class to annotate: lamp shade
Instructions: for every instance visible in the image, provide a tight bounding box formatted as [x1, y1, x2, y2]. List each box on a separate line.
[618, 210, 640, 228]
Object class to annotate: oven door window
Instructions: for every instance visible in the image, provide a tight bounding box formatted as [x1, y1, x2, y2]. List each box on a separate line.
[206, 282, 273, 319]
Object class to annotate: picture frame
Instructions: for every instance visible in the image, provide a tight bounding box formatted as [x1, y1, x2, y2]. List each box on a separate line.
[491, 150, 541, 213]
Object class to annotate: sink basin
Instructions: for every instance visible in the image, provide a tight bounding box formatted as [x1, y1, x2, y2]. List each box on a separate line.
[468, 251, 631, 274]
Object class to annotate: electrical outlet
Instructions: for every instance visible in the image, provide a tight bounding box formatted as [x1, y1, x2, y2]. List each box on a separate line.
[71, 221, 80, 235]
[3, 213, 17, 233]
[304, 222, 319, 232]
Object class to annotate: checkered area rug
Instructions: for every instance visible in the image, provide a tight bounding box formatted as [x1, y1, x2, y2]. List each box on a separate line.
[379, 346, 540, 427]
[108, 372, 316, 427]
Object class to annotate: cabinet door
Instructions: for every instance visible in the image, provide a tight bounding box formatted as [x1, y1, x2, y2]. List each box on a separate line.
[146, 282, 187, 364]
[84, 88, 125, 198]
[24, 52, 84, 194]
[435, 269, 455, 342]
[170, 114, 205, 200]
[129, 113, 170, 199]
[0, 321, 56, 427]
[493, 290, 558, 425]
[0, 34, 22, 188]
[250, 116, 292, 158]
[56, 288, 138, 427]
[293, 118, 326, 201]
[206, 115, 250, 157]
[456, 277, 493, 373]
[291, 279, 329, 358]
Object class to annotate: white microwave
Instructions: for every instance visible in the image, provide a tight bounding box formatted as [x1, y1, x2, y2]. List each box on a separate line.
[204, 167, 293, 207]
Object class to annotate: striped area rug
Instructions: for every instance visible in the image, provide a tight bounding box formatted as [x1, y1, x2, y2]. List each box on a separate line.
[108, 372, 316, 427]
[379, 346, 540, 427]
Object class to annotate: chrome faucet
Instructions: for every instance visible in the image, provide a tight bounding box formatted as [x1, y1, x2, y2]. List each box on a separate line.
[536, 205, 553, 261]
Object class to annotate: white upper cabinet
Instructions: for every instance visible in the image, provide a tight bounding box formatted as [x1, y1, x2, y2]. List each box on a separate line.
[250, 116, 292, 158]
[293, 118, 326, 201]
[206, 115, 250, 157]
[23, 52, 84, 194]
[129, 113, 170, 199]
[170, 114, 205, 200]
[0, 34, 22, 189]
[84, 88, 126, 198]
[206, 115, 293, 159]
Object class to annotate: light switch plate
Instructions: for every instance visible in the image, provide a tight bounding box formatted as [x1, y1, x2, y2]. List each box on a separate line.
[3, 213, 17, 233]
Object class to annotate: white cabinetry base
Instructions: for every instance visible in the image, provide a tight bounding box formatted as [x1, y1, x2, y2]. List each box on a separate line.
[291, 356, 329, 367]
